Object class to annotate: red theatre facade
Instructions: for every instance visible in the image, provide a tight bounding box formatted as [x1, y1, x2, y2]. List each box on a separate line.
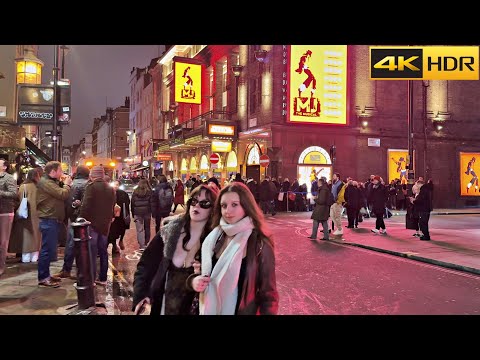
[150, 45, 480, 209]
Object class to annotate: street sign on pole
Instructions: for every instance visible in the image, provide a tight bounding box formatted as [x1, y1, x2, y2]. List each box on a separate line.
[210, 153, 220, 165]
[259, 154, 270, 167]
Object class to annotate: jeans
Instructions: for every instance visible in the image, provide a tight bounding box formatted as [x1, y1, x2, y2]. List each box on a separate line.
[38, 219, 61, 281]
[311, 220, 329, 239]
[89, 227, 109, 282]
[135, 214, 151, 248]
[62, 221, 75, 272]
[260, 200, 276, 215]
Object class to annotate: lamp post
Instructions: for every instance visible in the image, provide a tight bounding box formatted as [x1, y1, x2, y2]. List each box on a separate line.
[231, 64, 243, 112]
[52, 45, 60, 161]
[407, 80, 414, 184]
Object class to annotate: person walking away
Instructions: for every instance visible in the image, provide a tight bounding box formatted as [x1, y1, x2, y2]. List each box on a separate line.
[344, 179, 361, 228]
[259, 176, 277, 216]
[308, 178, 331, 240]
[131, 179, 153, 250]
[132, 184, 219, 315]
[78, 166, 116, 286]
[190, 182, 279, 315]
[36, 161, 72, 287]
[0, 159, 18, 277]
[151, 175, 174, 234]
[8, 168, 43, 263]
[172, 178, 185, 213]
[369, 175, 388, 234]
[108, 180, 130, 254]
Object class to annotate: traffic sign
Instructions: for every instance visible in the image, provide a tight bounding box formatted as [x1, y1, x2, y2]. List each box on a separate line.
[259, 154, 270, 167]
[210, 153, 220, 164]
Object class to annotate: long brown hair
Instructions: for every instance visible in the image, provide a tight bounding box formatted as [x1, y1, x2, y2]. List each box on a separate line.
[181, 184, 219, 251]
[212, 181, 273, 246]
[133, 179, 151, 196]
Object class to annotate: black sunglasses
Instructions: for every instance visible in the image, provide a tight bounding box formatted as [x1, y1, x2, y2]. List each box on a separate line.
[188, 198, 213, 209]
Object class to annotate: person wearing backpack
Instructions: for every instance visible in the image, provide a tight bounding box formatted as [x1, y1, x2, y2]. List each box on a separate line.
[131, 179, 153, 250]
[152, 175, 174, 234]
[308, 178, 331, 240]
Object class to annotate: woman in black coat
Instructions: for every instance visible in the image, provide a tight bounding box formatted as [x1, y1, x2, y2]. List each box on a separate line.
[108, 180, 131, 253]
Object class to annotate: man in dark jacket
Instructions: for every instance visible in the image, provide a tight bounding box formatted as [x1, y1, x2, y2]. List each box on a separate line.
[79, 166, 116, 286]
[54, 165, 90, 279]
[151, 174, 174, 234]
[0, 159, 17, 277]
[259, 176, 277, 216]
[308, 178, 331, 240]
[413, 180, 433, 240]
[368, 176, 388, 235]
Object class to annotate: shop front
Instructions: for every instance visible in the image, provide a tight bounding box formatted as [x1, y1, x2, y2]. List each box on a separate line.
[297, 145, 333, 196]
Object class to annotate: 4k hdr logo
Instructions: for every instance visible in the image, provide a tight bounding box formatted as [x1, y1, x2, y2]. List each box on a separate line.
[370, 46, 479, 80]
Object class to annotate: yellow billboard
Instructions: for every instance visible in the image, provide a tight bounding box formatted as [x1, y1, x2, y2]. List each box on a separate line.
[460, 152, 480, 196]
[175, 60, 202, 104]
[288, 45, 348, 125]
[388, 149, 409, 185]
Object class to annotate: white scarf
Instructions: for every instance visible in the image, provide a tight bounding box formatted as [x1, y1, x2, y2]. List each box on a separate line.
[199, 216, 254, 315]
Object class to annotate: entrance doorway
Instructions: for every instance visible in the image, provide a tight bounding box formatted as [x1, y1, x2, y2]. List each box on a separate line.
[246, 165, 260, 184]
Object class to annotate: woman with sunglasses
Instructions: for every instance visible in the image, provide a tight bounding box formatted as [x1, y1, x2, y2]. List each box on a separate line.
[189, 181, 279, 315]
[132, 184, 219, 315]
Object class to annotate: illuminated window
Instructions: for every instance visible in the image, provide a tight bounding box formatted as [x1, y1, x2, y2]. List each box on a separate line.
[247, 144, 260, 165]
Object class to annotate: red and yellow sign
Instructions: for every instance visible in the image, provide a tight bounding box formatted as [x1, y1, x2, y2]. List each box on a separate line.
[460, 152, 480, 196]
[175, 61, 202, 104]
[388, 149, 409, 185]
[288, 45, 348, 125]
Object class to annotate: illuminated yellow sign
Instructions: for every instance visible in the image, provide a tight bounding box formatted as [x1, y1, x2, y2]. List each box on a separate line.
[460, 152, 480, 196]
[288, 45, 348, 125]
[208, 124, 235, 136]
[211, 140, 232, 153]
[388, 149, 409, 185]
[175, 61, 202, 104]
[370, 46, 479, 80]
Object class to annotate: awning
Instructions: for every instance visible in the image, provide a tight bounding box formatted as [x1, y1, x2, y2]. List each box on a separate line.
[25, 138, 51, 166]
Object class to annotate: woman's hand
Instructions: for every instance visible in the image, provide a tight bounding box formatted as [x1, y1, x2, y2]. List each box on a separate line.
[134, 297, 151, 315]
[192, 275, 210, 292]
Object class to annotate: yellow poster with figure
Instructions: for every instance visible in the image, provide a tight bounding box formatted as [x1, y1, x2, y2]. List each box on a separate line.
[388, 149, 409, 185]
[460, 152, 480, 196]
[288, 45, 348, 125]
[175, 60, 201, 104]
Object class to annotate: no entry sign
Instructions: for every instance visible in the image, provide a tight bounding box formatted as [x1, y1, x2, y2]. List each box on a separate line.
[210, 153, 220, 164]
[259, 154, 270, 167]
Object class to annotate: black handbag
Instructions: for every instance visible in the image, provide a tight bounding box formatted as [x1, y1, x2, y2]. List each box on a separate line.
[123, 203, 131, 228]
[405, 213, 418, 230]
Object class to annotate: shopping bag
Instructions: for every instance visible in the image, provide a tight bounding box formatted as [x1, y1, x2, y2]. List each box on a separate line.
[278, 192, 284, 201]
[16, 188, 29, 219]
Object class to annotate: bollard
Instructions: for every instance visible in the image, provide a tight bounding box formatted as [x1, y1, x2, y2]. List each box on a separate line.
[71, 218, 95, 310]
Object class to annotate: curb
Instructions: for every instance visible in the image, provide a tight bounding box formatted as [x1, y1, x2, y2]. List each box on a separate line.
[344, 242, 480, 276]
[433, 212, 480, 216]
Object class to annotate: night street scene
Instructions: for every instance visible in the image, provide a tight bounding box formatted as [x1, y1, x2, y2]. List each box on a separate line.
[0, 45, 479, 316]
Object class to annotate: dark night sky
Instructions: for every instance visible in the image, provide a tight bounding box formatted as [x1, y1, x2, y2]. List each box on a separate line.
[37, 45, 164, 146]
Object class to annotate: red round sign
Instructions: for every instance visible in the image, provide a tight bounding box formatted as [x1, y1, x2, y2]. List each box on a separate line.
[210, 153, 220, 164]
[259, 154, 270, 167]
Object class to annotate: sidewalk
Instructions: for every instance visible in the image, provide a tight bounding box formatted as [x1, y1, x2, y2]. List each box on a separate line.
[328, 208, 480, 276]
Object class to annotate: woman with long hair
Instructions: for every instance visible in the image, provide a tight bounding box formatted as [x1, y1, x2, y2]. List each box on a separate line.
[8, 167, 43, 262]
[190, 181, 279, 315]
[132, 184, 219, 315]
[131, 178, 153, 249]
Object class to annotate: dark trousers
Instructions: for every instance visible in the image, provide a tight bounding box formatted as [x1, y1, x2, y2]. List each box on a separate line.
[38, 219, 61, 281]
[418, 211, 431, 239]
[374, 210, 386, 230]
[347, 207, 359, 227]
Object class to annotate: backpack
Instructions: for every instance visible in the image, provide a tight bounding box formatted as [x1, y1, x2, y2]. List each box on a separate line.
[327, 191, 335, 206]
[158, 186, 174, 210]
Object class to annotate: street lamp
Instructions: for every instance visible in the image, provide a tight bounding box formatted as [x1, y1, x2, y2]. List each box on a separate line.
[231, 64, 244, 112]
